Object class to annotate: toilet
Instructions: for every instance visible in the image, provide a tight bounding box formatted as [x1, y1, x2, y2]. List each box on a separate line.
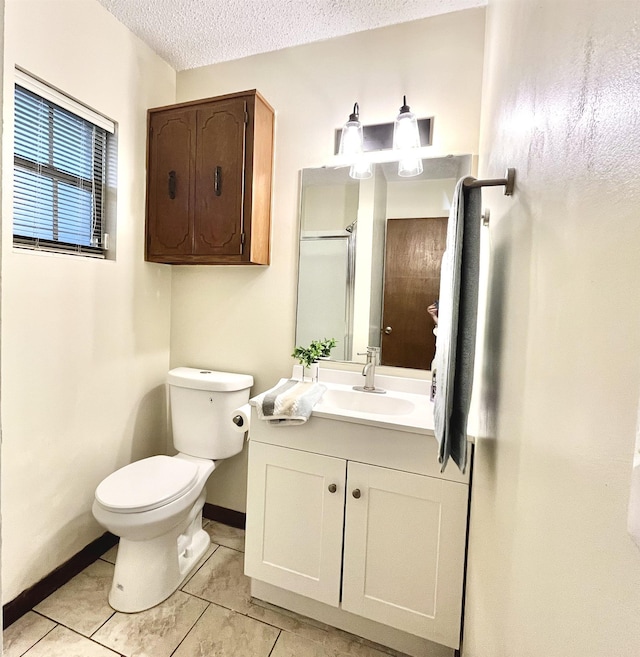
[92, 367, 253, 613]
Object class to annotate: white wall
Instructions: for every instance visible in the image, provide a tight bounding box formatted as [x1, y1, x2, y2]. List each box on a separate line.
[465, 0, 640, 655]
[171, 9, 486, 512]
[386, 178, 455, 218]
[368, 166, 387, 347]
[1, 0, 175, 602]
[302, 183, 358, 234]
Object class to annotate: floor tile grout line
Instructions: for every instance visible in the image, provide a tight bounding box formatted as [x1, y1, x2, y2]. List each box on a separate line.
[240, 599, 331, 633]
[28, 611, 117, 646]
[31, 610, 58, 624]
[186, 597, 297, 636]
[26, 613, 85, 637]
[19, 623, 124, 657]
[243, 603, 407, 657]
[167, 600, 211, 657]
[265, 628, 282, 657]
[175, 587, 333, 640]
[176, 588, 241, 611]
[173, 589, 297, 637]
[180, 543, 221, 590]
[89, 609, 117, 639]
[14, 620, 59, 657]
[179, 578, 275, 624]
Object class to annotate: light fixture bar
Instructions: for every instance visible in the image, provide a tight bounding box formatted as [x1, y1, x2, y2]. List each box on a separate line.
[334, 117, 432, 155]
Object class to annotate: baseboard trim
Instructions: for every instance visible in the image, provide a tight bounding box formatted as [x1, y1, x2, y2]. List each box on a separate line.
[2, 532, 118, 629]
[203, 502, 246, 529]
[3, 507, 244, 628]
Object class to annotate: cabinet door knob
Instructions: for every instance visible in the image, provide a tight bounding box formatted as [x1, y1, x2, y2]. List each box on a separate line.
[214, 166, 222, 196]
[168, 170, 177, 199]
[328, 483, 337, 493]
[383, 326, 392, 335]
[352, 488, 361, 499]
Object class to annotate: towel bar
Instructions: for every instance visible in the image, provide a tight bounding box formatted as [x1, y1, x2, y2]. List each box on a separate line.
[464, 168, 515, 196]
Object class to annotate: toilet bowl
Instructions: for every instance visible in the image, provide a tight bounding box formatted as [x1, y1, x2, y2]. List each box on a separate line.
[92, 368, 253, 613]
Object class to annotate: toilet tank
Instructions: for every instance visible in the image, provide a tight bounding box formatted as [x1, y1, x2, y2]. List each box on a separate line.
[167, 367, 254, 460]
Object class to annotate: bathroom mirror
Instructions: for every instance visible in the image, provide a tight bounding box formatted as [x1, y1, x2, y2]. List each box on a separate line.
[295, 154, 473, 370]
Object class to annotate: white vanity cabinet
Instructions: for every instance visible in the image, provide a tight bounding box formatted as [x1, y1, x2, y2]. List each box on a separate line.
[245, 413, 471, 654]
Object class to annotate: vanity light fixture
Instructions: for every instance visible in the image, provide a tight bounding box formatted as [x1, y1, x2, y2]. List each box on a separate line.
[393, 96, 423, 177]
[338, 102, 372, 180]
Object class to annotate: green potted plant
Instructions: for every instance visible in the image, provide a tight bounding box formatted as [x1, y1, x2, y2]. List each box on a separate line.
[292, 338, 337, 381]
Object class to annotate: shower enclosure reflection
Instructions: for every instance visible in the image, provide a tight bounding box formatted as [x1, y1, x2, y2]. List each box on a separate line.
[295, 155, 473, 370]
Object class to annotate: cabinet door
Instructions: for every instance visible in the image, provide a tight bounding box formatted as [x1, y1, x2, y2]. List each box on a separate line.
[194, 99, 246, 256]
[146, 108, 196, 257]
[245, 442, 346, 607]
[342, 462, 468, 648]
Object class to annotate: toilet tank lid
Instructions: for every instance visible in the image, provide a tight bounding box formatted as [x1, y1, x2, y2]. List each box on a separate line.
[167, 367, 254, 392]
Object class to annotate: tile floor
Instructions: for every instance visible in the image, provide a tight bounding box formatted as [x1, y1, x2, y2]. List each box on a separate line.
[4, 521, 410, 657]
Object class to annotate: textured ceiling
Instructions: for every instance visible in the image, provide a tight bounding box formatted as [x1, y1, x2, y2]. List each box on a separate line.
[96, 0, 487, 71]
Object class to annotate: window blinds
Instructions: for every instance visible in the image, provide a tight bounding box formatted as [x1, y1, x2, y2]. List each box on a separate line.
[13, 71, 114, 256]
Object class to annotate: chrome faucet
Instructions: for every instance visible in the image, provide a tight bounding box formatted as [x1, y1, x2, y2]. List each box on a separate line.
[353, 347, 386, 394]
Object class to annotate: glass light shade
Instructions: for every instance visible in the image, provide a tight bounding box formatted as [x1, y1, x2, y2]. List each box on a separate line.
[398, 157, 423, 177]
[393, 96, 422, 177]
[349, 159, 372, 180]
[339, 103, 364, 157]
[393, 109, 421, 150]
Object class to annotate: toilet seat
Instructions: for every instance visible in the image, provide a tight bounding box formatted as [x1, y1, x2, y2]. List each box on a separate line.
[95, 455, 199, 514]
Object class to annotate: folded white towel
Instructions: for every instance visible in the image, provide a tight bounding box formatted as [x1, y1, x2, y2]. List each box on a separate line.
[250, 379, 326, 425]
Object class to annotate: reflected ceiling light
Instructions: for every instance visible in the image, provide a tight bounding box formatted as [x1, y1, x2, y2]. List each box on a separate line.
[339, 102, 372, 180]
[349, 158, 372, 180]
[397, 156, 423, 178]
[393, 96, 423, 177]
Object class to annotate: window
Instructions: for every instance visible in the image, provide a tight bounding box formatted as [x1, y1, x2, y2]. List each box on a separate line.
[13, 70, 116, 257]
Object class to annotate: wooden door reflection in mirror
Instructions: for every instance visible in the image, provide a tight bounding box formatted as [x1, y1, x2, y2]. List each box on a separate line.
[381, 217, 447, 368]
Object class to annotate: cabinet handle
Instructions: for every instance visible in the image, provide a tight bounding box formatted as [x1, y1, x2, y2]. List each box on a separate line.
[352, 488, 361, 499]
[168, 170, 177, 199]
[328, 483, 337, 493]
[214, 166, 222, 196]
[383, 326, 393, 335]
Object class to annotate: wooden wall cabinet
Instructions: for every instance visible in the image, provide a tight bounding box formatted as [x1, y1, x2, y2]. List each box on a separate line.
[145, 90, 274, 265]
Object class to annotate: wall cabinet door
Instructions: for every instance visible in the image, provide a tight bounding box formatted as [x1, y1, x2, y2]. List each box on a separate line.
[145, 90, 273, 265]
[341, 462, 468, 648]
[146, 108, 196, 257]
[194, 100, 245, 256]
[245, 442, 347, 606]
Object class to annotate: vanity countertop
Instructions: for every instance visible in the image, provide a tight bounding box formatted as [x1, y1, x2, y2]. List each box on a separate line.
[286, 366, 432, 435]
[256, 366, 477, 443]
[250, 367, 471, 485]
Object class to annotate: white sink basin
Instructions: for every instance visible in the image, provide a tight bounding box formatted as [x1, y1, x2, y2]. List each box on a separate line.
[320, 388, 415, 416]
[283, 366, 434, 433]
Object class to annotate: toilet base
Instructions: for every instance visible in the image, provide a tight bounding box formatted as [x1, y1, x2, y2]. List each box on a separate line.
[108, 491, 210, 613]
